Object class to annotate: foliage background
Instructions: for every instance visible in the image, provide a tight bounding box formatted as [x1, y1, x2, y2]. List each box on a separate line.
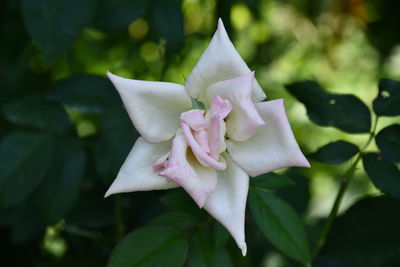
[1, 0, 399, 266]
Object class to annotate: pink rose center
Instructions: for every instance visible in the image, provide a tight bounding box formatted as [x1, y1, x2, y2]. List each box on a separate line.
[153, 96, 232, 171]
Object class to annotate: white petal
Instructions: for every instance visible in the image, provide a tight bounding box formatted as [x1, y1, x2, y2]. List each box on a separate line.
[104, 137, 179, 197]
[185, 19, 266, 103]
[204, 153, 249, 256]
[107, 72, 191, 143]
[160, 134, 218, 208]
[206, 72, 266, 141]
[227, 99, 310, 177]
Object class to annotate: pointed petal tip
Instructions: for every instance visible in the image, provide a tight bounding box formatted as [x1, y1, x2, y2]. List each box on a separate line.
[239, 242, 247, 256]
[104, 188, 113, 198]
[301, 157, 311, 168]
[106, 71, 114, 79]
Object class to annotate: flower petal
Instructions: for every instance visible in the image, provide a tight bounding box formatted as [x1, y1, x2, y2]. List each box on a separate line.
[206, 96, 232, 159]
[107, 72, 191, 143]
[207, 72, 266, 141]
[204, 153, 249, 256]
[227, 99, 310, 177]
[104, 137, 179, 198]
[160, 134, 218, 208]
[185, 19, 266, 103]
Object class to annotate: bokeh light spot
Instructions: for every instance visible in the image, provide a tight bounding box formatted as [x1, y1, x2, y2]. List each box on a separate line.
[128, 18, 148, 39]
[140, 42, 160, 62]
[231, 4, 252, 30]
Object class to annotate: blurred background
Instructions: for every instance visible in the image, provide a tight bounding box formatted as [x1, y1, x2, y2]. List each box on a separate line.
[1, 0, 400, 266]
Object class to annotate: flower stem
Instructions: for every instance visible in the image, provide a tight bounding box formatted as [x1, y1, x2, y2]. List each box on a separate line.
[312, 116, 379, 259]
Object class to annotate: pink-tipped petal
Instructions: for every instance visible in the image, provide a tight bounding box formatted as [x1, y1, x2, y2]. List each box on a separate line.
[104, 138, 179, 198]
[107, 72, 191, 143]
[207, 96, 232, 159]
[227, 99, 311, 177]
[207, 72, 266, 141]
[181, 121, 226, 170]
[185, 19, 266, 102]
[180, 110, 206, 131]
[204, 153, 249, 256]
[160, 134, 218, 208]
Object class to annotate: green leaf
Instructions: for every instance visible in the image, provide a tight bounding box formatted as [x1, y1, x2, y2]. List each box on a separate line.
[310, 140, 359, 164]
[251, 172, 295, 190]
[323, 196, 400, 266]
[375, 124, 400, 163]
[0, 132, 53, 209]
[373, 79, 400, 116]
[6, 197, 46, 243]
[93, 106, 138, 183]
[363, 153, 400, 199]
[47, 75, 119, 114]
[107, 225, 188, 267]
[20, 0, 96, 65]
[161, 190, 205, 218]
[187, 227, 233, 267]
[35, 138, 85, 224]
[286, 81, 371, 133]
[249, 190, 310, 264]
[2, 94, 70, 134]
[152, 0, 184, 51]
[92, 0, 148, 30]
[149, 212, 198, 230]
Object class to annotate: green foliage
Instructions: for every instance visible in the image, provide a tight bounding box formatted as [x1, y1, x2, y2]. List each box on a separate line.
[375, 124, 400, 163]
[322, 196, 400, 267]
[373, 79, 400, 116]
[92, 0, 149, 31]
[310, 140, 359, 165]
[250, 172, 295, 190]
[363, 153, 400, 199]
[0, 132, 53, 208]
[151, 0, 184, 51]
[107, 225, 188, 267]
[2, 94, 71, 134]
[286, 81, 371, 133]
[249, 189, 311, 264]
[20, 0, 97, 64]
[35, 138, 86, 224]
[47, 75, 119, 113]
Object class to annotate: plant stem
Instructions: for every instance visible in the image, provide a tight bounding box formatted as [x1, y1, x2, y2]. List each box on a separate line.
[312, 116, 379, 258]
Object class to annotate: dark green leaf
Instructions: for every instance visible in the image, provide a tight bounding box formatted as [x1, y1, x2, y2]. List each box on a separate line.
[20, 0, 96, 64]
[67, 189, 115, 228]
[2, 94, 70, 134]
[152, 0, 184, 51]
[93, 106, 137, 183]
[92, 0, 148, 30]
[375, 124, 400, 162]
[276, 169, 310, 215]
[286, 81, 371, 133]
[107, 225, 188, 267]
[47, 75, 119, 113]
[0, 132, 53, 209]
[249, 190, 310, 264]
[35, 138, 85, 224]
[161, 190, 205, 218]
[149, 212, 198, 230]
[187, 227, 233, 267]
[323, 196, 400, 266]
[310, 140, 359, 164]
[363, 153, 400, 199]
[251, 172, 295, 190]
[373, 79, 400, 116]
[5, 195, 46, 243]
